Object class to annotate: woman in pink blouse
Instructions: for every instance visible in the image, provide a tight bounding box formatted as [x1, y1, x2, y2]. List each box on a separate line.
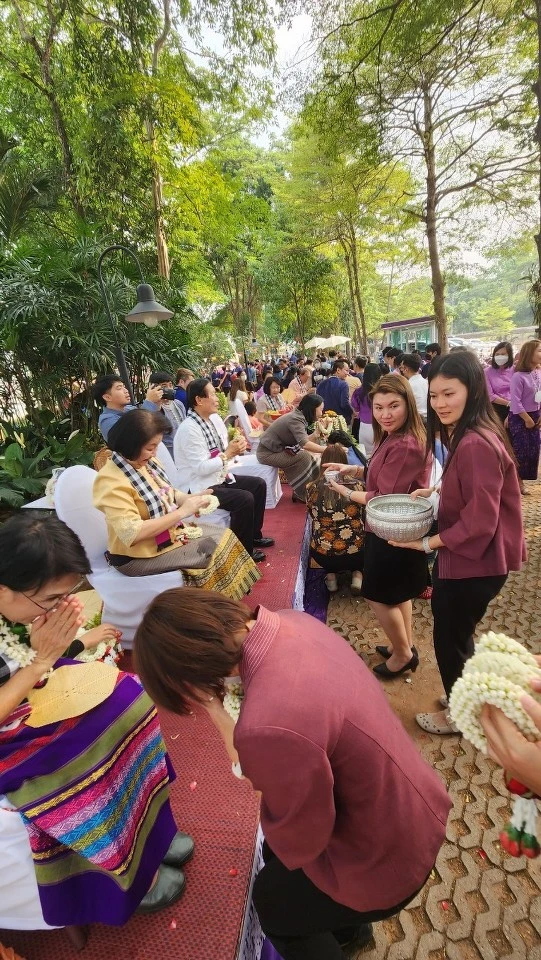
[329, 375, 432, 679]
[392, 352, 525, 734]
[484, 341, 514, 423]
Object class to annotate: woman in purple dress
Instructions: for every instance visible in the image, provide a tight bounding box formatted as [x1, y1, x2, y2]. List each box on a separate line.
[509, 339, 541, 482]
[484, 341, 514, 424]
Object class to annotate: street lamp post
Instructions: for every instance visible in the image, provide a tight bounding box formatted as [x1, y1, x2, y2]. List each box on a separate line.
[97, 244, 174, 404]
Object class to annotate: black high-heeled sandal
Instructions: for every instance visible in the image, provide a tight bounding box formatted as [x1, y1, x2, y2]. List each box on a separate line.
[376, 644, 418, 661]
[373, 650, 419, 678]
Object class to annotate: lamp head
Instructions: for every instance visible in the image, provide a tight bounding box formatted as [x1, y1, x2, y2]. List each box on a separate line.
[125, 283, 174, 325]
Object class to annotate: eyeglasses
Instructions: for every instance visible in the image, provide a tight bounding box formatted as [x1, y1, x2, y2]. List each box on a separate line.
[21, 578, 87, 617]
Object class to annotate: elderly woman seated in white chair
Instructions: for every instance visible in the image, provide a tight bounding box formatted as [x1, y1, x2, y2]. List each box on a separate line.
[93, 408, 259, 599]
[0, 513, 195, 931]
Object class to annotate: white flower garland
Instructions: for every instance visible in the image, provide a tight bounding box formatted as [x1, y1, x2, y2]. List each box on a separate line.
[0, 618, 37, 669]
[0, 616, 122, 674]
[196, 495, 220, 516]
[223, 679, 244, 722]
[449, 632, 541, 752]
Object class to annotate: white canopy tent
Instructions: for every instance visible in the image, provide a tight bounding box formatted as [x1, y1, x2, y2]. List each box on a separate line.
[317, 335, 351, 350]
[304, 336, 330, 349]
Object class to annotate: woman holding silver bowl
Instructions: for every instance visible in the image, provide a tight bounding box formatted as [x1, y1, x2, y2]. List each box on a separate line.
[328, 375, 432, 679]
[390, 351, 525, 734]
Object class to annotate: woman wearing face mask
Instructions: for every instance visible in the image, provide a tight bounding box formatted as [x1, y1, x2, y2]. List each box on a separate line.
[328, 375, 431, 678]
[508, 339, 541, 485]
[484, 342, 514, 424]
[391, 352, 525, 734]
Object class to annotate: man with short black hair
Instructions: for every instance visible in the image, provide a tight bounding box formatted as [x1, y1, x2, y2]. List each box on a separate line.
[315, 360, 353, 420]
[400, 354, 428, 419]
[173, 378, 273, 562]
[92, 374, 162, 442]
[149, 370, 187, 454]
[421, 343, 442, 379]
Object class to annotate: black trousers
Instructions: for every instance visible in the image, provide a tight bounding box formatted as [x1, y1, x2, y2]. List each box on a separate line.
[253, 845, 426, 960]
[210, 474, 266, 554]
[431, 561, 507, 697]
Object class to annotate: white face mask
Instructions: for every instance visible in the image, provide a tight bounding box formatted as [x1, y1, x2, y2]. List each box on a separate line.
[494, 355, 508, 367]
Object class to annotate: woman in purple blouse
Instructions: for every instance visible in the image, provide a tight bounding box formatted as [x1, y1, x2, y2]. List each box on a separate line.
[484, 341, 514, 423]
[508, 339, 541, 482]
[350, 362, 383, 451]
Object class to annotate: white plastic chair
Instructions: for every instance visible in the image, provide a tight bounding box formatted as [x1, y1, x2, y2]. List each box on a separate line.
[55, 465, 183, 649]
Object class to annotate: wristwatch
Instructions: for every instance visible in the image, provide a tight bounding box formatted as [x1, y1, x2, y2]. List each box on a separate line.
[422, 536, 432, 554]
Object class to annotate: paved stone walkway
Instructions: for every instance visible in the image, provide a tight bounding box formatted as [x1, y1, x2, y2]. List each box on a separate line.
[327, 480, 541, 959]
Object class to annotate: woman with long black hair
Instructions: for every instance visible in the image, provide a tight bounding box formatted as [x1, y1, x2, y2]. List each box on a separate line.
[350, 362, 384, 449]
[392, 351, 525, 734]
[256, 394, 327, 502]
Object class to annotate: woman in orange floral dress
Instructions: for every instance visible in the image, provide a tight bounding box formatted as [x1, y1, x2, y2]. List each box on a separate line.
[305, 445, 364, 595]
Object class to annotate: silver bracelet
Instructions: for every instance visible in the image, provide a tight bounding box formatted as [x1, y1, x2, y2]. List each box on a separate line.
[422, 536, 432, 554]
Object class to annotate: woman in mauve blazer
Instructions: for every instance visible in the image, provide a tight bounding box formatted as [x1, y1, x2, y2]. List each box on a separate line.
[393, 351, 525, 735]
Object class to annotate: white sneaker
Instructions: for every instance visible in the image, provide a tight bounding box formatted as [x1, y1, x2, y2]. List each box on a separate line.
[325, 573, 338, 593]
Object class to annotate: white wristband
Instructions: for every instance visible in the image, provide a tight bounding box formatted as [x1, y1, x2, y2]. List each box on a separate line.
[422, 536, 432, 554]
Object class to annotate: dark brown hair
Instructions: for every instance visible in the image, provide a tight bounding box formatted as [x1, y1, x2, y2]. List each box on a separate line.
[134, 588, 251, 714]
[106, 408, 170, 459]
[319, 443, 348, 472]
[491, 341, 513, 369]
[370, 374, 426, 448]
[515, 339, 541, 373]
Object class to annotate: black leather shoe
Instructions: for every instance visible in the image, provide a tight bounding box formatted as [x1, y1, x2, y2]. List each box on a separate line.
[137, 865, 186, 914]
[254, 537, 275, 548]
[163, 831, 194, 868]
[373, 650, 419, 679]
[340, 923, 374, 955]
[252, 549, 266, 563]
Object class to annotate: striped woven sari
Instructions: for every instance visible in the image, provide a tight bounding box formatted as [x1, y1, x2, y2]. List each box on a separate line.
[0, 661, 176, 927]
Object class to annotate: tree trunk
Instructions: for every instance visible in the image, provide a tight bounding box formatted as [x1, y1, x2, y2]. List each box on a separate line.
[9, 1, 85, 218]
[423, 85, 448, 352]
[347, 226, 369, 354]
[339, 237, 362, 352]
[143, 0, 171, 279]
[144, 116, 170, 279]
[533, 0, 541, 337]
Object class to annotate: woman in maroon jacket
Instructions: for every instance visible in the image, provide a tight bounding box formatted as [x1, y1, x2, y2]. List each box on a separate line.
[134, 588, 451, 960]
[329, 375, 432, 678]
[392, 352, 526, 734]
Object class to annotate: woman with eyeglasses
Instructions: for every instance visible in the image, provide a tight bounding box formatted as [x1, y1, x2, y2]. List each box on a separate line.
[0, 514, 192, 931]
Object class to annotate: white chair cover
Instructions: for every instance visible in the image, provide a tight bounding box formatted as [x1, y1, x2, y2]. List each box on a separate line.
[55, 465, 183, 649]
[0, 802, 57, 929]
[230, 454, 282, 509]
[230, 399, 261, 453]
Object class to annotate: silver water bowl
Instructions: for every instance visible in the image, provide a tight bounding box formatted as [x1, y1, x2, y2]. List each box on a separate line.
[365, 494, 434, 543]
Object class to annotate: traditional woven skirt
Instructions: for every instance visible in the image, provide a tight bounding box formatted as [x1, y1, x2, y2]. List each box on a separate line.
[508, 410, 540, 480]
[115, 526, 260, 599]
[256, 448, 319, 500]
[0, 665, 177, 926]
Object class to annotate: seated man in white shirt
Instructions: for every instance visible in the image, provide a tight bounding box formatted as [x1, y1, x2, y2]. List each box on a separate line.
[173, 379, 274, 563]
[399, 354, 428, 420]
